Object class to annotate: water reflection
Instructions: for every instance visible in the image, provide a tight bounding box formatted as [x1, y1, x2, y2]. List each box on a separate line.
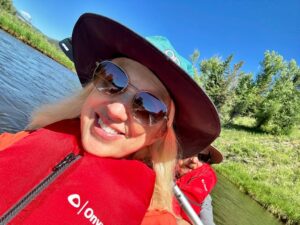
[212, 173, 283, 225]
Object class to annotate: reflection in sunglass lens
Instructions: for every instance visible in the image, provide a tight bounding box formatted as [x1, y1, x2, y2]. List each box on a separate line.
[133, 92, 167, 125]
[94, 62, 128, 94]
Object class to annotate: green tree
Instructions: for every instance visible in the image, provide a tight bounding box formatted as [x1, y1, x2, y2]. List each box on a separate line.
[0, 0, 16, 14]
[255, 53, 300, 134]
[199, 55, 244, 121]
[256, 50, 284, 96]
[229, 73, 257, 119]
[190, 49, 202, 86]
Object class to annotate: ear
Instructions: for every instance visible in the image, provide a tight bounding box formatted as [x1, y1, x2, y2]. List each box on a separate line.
[167, 101, 175, 128]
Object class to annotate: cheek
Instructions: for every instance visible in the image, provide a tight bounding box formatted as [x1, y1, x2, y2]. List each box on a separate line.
[80, 93, 101, 145]
[80, 91, 106, 119]
[141, 124, 164, 147]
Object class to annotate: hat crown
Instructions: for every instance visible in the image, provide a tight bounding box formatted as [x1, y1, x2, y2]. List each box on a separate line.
[146, 36, 194, 77]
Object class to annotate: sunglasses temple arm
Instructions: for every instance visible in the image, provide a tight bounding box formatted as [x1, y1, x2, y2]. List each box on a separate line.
[173, 183, 204, 225]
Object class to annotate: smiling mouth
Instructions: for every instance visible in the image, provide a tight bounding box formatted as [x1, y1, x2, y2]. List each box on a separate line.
[95, 113, 124, 136]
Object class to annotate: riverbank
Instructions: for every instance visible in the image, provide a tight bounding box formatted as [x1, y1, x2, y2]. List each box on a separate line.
[214, 117, 300, 225]
[0, 10, 74, 71]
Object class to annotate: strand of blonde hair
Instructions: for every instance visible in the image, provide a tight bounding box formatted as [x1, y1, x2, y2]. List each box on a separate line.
[27, 84, 93, 130]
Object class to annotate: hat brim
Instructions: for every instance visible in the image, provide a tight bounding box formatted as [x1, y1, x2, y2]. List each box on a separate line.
[71, 13, 221, 158]
[201, 145, 223, 164]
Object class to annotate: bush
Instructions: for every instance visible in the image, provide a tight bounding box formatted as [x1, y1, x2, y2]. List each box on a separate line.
[0, 0, 16, 14]
[255, 57, 300, 135]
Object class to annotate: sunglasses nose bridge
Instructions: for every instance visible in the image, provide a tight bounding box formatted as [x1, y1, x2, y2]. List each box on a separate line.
[119, 86, 137, 106]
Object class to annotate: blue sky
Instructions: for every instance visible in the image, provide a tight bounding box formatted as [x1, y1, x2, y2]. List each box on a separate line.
[13, 0, 300, 74]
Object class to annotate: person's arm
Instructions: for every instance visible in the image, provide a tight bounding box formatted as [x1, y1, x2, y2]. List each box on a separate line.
[0, 131, 29, 151]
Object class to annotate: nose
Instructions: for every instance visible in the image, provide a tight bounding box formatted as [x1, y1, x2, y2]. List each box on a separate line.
[106, 102, 128, 123]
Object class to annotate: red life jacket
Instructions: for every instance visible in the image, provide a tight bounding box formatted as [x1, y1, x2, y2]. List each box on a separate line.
[174, 163, 217, 222]
[0, 119, 155, 225]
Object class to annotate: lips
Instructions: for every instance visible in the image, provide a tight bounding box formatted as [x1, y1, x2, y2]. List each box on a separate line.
[97, 117, 120, 135]
[92, 113, 125, 141]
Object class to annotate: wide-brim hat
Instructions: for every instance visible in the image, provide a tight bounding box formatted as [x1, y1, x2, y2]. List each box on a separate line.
[198, 145, 223, 164]
[70, 13, 221, 158]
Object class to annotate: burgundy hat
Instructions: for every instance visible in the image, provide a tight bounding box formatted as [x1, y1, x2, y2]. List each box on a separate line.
[71, 13, 221, 158]
[198, 145, 223, 164]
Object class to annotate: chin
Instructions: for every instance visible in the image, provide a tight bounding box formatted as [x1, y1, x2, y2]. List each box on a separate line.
[81, 135, 116, 158]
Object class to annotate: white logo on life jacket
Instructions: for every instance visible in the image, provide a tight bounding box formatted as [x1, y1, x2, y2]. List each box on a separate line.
[201, 179, 208, 192]
[164, 49, 181, 66]
[68, 193, 104, 225]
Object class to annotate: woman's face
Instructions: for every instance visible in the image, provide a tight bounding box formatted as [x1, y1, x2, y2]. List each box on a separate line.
[80, 58, 171, 158]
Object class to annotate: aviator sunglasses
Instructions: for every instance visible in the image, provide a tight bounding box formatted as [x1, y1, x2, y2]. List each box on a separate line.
[92, 61, 168, 126]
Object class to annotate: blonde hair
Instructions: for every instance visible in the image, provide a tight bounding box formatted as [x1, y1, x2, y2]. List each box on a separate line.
[28, 82, 179, 215]
[27, 83, 94, 130]
[147, 102, 178, 212]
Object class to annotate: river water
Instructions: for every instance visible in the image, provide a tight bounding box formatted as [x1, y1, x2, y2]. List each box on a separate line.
[0, 29, 283, 225]
[0, 29, 81, 133]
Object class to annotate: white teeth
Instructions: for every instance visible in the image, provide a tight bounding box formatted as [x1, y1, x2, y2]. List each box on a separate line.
[97, 117, 119, 135]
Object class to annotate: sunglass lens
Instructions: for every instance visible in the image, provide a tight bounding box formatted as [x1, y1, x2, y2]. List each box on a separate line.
[133, 92, 167, 125]
[94, 62, 128, 94]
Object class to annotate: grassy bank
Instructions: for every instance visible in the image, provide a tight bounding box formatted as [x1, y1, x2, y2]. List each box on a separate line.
[0, 10, 74, 70]
[214, 117, 300, 224]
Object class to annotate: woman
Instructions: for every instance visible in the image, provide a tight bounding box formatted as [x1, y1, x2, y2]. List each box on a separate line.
[0, 13, 220, 224]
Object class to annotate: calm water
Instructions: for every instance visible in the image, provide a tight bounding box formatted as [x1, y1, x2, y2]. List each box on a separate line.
[0, 29, 283, 225]
[0, 29, 81, 133]
[212, 174, 283, 225]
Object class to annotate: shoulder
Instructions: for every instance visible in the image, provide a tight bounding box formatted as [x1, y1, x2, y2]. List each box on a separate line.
[141, 209, 177, 225]
[0, 131, 30, 151]
[177, 163, 217, 184]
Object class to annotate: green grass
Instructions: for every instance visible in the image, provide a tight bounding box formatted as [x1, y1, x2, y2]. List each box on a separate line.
[214, 117, 300, 224]
[0, 10, 74, 70]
